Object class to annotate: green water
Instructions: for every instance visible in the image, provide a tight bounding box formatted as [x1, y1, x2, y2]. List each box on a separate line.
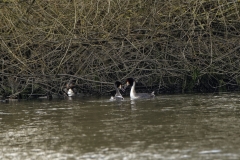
[1, 93, 240, 159]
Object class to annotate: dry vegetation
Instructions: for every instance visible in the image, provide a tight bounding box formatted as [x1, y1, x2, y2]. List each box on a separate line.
[0, 0, 240, 98]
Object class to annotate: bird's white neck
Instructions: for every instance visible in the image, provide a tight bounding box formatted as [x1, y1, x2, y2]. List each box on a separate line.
[115, 89, 123, 98]
[68, 89, 74, 97]
[115, 86, 121, 96]
[130, 81, 137, 99]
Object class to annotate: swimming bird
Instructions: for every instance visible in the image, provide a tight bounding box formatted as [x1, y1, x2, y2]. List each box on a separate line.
[63, 82, 77, 97]
[124, 78, 155, 100]
[110, 81, 124, 101]
[67, 88, 75, 97]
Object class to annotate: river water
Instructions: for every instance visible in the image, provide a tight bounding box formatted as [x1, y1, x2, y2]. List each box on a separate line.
[1, 93, 240, 160]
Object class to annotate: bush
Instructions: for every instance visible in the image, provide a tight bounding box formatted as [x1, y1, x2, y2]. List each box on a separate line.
[1, 0, 240, 97]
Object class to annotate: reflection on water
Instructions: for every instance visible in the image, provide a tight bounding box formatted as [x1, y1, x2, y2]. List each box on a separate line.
[1, 93, 240, 159]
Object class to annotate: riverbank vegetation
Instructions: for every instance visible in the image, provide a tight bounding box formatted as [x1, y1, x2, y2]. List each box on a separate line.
[0, 0, 240, 99]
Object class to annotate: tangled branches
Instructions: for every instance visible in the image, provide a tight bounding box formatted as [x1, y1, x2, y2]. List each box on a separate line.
[0, 0, 240, 98]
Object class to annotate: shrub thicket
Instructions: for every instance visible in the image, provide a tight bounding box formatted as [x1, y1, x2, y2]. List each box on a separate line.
[0, 0, 240, 98]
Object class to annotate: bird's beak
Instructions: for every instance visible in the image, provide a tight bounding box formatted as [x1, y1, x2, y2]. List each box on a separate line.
[119, 85, 125, 92]
[123, 82, 129, 91]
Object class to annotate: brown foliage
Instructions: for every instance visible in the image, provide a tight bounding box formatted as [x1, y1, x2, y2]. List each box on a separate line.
[0, 0, 240, 97]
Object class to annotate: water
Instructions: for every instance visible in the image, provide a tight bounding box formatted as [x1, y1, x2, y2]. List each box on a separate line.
[1, 93, 240, 159]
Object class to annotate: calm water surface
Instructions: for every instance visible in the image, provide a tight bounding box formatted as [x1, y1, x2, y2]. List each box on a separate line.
[1, 93, 240, 159]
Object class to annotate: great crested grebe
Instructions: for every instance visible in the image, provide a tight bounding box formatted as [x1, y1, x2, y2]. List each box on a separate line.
[67, 88, 75, 97]
[63, 82, 76, 97]
[110, 81, 125, 101]
[124, 78, 155, 100]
